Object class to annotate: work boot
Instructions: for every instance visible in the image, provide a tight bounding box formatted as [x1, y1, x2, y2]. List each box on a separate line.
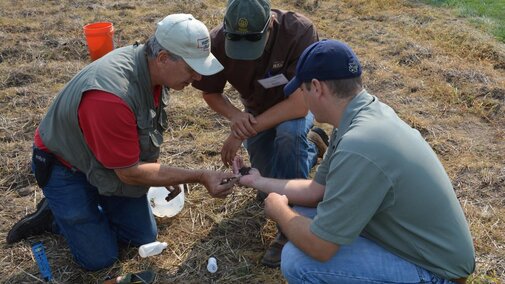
[6, 198, 53, 244]
[261, 232, 288, 268]
[308, 127, 329, 158]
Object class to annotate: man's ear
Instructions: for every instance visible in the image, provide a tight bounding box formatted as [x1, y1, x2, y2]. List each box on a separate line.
[311, 79, 323, 98]
[157, 50, 169, 64]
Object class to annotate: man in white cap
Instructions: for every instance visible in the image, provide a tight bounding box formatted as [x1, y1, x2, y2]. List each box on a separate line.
[192, 0, 328, 268]
[6, 14, 236, 271]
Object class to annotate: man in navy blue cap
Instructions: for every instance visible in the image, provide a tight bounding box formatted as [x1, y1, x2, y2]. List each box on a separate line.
[235, 40, 475, 283]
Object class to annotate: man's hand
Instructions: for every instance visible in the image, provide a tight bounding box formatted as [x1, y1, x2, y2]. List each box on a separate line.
[230, 111, 257, 140]
[199, 170, 236, 198]
[264, 193, 290, 221]
[232, 156, 260, 188]
[237, 168, 260, 188]
[221, 134, 243, 167]
[231, 155, 245, 174]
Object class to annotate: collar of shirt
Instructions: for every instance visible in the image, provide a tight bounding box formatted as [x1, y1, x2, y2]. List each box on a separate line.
[334, 90, 375, 144]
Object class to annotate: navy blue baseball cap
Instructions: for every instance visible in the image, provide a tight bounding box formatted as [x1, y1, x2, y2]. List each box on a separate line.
[284, 40, 362, 96]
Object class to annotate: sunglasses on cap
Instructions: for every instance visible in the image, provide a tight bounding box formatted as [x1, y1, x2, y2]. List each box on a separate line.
[223, 15, 271, 42]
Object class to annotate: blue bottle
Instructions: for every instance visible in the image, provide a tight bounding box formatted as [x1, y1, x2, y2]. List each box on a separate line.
[31, 242, 52, 282]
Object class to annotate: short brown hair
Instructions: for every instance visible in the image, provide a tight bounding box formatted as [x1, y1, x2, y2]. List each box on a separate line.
[303, 77, 362, 98]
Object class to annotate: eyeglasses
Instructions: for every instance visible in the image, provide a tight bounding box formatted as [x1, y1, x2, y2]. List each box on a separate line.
[223, 15, 271, 42]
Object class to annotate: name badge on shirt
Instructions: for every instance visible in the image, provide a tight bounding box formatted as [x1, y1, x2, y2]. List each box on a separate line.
[257, 74, 289, 89]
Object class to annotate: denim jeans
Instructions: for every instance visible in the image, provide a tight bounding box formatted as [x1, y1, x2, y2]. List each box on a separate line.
[36, 163, 157, 271]
[244, 112, 317, 179]
[281, 207, 454, 284]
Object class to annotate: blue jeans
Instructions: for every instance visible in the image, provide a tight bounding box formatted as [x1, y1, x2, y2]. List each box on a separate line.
[36, 163, 157, 271]
[244, 112, 317, 179]
[281, 207, 454, 284]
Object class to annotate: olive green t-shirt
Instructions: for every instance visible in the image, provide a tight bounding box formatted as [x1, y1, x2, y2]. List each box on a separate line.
[312, 90, 475, 279]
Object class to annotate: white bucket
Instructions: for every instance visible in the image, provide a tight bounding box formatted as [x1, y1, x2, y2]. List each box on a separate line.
[147, 185, 185, 217]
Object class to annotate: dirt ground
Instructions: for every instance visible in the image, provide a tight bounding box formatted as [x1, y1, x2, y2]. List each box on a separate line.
[0, 0, 504, 283]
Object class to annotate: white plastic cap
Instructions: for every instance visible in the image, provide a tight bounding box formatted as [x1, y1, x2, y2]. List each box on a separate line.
[207, 257, 218, 273]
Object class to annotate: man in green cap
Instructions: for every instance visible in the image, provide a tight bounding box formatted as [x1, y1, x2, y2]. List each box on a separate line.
[192, 0, 328, 268]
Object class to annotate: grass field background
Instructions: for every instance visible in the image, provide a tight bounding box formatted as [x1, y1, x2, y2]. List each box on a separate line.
[425, 0, 505, 41]
[0, 0, 504, 283]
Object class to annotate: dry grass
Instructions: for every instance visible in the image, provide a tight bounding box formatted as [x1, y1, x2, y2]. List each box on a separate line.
[0, 0, 504, 283]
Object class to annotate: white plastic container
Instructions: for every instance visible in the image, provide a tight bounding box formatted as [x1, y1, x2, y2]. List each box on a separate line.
[138, 241, 168, 258]
[207, 257, 218, 273]
[147, 185, 185, 217]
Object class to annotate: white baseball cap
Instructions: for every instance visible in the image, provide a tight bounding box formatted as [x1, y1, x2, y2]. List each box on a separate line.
[155, 14, 223, 76]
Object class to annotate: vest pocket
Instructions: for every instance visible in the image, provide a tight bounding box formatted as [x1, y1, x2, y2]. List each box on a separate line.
[149, 129, 163, 147]
[137, 109, 162, 161]
[137, 130, 160, 162]
[158, 109, 168, 130]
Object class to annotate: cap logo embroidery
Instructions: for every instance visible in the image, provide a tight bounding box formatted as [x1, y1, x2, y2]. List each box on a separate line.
[273, 61, 284, 69]
[197, 37, 209, 52]
[237, 18, 249, 32]
[349, 60, 359, 74]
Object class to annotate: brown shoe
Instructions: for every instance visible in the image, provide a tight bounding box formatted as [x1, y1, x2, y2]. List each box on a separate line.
[261, 232, 288, 268]
[308, 127, 329, 158]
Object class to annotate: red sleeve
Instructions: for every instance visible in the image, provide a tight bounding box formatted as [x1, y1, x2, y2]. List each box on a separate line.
[78, 90, 139, 168]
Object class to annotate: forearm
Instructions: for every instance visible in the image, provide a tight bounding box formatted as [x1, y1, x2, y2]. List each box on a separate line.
[115, 162, 205, 187]
[253, 177, 322, 207]
[204, 88, 309, 135]
[203, 92, 242, 120]
[274, 206, 339, 261]
[253, 89, 308, 133]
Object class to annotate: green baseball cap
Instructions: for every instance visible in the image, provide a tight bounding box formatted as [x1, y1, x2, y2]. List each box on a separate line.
[224, 0, 271, 60]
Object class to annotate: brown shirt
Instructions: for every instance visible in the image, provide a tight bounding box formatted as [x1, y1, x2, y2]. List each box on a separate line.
[192, 9, 318, 116]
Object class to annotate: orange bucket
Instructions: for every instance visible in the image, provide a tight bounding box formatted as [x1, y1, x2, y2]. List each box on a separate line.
[83, 22, 114, 61]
